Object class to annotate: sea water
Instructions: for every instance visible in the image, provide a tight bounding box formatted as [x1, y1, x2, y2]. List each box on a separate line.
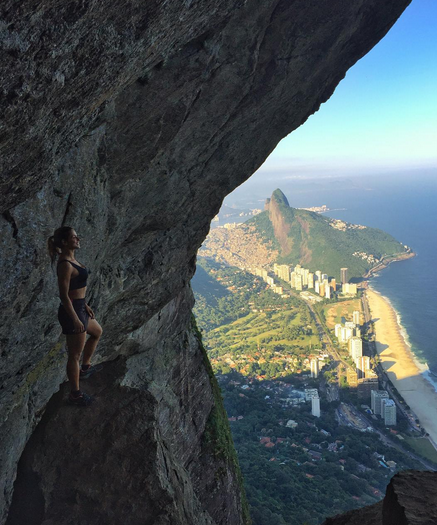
[226, 170, 437, 382]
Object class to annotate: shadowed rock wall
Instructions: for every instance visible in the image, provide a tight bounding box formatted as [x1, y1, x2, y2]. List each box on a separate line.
[0, 0, 411, 523]
[322, 470, 437, 525]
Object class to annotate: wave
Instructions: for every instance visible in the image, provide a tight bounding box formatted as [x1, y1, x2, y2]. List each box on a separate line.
[423, 370, 437, 394]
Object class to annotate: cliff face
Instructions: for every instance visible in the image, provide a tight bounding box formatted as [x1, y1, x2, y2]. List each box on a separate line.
[265, 189, 294, 255]
[0, 1, 412, 523]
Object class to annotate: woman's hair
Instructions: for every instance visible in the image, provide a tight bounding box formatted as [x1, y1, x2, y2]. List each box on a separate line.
[47, 226, 73, 264]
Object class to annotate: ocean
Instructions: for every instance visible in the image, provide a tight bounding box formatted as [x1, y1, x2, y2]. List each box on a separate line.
[225, 170, 437, 378]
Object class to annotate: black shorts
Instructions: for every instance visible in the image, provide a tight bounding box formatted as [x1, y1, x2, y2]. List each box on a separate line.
[58, 299, 90, 335]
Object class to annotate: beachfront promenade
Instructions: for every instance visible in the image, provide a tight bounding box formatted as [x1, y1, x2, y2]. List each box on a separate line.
[366, 289, 437, 447]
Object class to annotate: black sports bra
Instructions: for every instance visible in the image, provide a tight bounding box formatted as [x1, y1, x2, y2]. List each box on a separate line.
[58, 260, 89, 290]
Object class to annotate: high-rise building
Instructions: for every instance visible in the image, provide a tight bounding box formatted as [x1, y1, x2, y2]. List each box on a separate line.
[311, 396, 321, 418]
[314, 280, 320, 294]
[310, 358, 320, 378]
[322, 273, 328, 282]
[342, 283, 358, 295]
[349, 337, 363, 360]
[334, 324, 342, 338]
[315, 270, 322, 282]
[357, 377, 379, 399]
[295, 274, 303, 291]
[308, 273, 314, 289]
[325, 285, 331, 299]
[353, 310, 360, 326]
[319, 282, 325, 297]
[302, 268, 309, 286]
[277, 265, 291, 282]
[341, 268, 348, 284]
[330, 279, 336, 292]
[382, 399, 397, 425]
[339, 326, 355, 343]
[371, 390, 389, 416]
[347, 368, 358, 387]
[355, 356, 370, 379]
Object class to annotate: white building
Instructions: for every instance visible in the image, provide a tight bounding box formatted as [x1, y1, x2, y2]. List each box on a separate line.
[353, 310, 360, 326]
[342, 283, 358, 295]
[382, 399, 397, 425]
[311, 396, 321, 418]
[295, 274, 303, 291]
[308, 273, 314, 289]
[371, 390, 389, 416]
[339, 326, 355, 343]
[325, 285, 331, 299]
[310, 358, 320, 378]
[315, 280, 320, 294]
[349, 337, 363, 360]
[275, 264, 291, 282]
[355, 356, 371, 379]
[334, 324, 342, 338]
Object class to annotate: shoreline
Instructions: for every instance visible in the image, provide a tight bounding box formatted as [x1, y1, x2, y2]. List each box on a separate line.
[366, 287, 437, 445]
[364, 251, 416, 279]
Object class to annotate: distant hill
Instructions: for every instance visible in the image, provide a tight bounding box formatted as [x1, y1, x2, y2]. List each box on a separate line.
[246, 189, 409, 281]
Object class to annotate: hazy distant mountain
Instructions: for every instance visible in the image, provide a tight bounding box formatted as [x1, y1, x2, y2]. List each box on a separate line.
[246, 189, 409, 281]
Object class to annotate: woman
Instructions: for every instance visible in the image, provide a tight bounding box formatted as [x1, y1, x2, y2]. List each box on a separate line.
[48, 226, 103, 406]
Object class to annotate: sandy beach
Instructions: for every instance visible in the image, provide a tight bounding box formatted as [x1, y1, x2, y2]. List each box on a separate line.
[366, 288, 437, 445]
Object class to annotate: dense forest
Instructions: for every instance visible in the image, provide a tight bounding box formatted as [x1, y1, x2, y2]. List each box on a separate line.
[220, 374, 423, 525]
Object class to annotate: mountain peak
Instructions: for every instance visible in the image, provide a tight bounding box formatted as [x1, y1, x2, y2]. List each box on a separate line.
[271, 188, 290, 208]
[265, 189, 290, 213]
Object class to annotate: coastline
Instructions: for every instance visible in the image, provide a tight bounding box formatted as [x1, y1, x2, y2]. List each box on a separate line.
[366, 287, 437, 445]
[364, 251, 415, 279]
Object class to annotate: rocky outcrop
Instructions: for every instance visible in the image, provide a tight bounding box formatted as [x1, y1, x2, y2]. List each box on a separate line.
[265, 189, 294, 255]
[5, 290, 246, 525]
[322, 470, 437, 525]
[0, 0, 412, 523]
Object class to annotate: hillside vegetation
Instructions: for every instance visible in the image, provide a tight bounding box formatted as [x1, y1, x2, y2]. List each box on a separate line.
[247, 189, 408, 281]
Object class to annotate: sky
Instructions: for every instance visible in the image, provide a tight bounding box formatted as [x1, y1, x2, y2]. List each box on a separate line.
[256, 0, 437, 178]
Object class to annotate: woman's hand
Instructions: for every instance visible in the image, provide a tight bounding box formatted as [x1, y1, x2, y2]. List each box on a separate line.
[73, 318, 85, 333]
[85, 304, 95, 319]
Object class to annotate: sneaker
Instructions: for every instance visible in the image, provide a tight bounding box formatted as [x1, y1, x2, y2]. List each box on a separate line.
[68, 391, 94, 406]
[80, 364, 103, 379]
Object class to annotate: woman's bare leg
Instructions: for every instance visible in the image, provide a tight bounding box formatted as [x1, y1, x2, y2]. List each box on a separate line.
[82, 319, 103, 367]
[66, 332, 87, 391]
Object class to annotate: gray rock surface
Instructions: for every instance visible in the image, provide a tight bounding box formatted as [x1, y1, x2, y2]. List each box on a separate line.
[0, 0, 412, 523]
[6, 288, 244, 525]
[322, 470, 437, 525]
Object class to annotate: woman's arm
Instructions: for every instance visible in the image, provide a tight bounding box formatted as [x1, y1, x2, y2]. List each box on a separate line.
[85, 303, 95, 319]
[57, 263, 85, 332]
